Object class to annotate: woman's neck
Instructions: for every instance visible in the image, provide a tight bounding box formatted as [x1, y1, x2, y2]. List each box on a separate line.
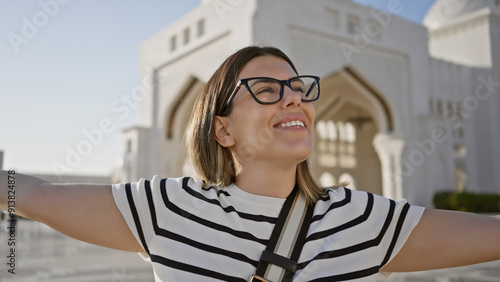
[234, 160, 297, 199]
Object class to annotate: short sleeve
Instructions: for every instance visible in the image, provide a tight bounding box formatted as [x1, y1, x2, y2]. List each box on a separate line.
[112, 175, 173, 258]
[369, 194, 425, 270]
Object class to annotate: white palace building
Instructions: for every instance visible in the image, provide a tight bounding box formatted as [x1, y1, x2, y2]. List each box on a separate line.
[117, 0, 500, 208]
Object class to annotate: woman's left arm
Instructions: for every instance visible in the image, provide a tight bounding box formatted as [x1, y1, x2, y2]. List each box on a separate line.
[382, 209, 500, 272]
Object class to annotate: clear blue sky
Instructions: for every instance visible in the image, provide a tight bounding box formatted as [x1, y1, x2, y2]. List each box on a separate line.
[0, 0, 436, 176]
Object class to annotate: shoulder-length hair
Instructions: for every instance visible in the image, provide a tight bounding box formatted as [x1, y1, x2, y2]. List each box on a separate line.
[186, 45, 327, 204]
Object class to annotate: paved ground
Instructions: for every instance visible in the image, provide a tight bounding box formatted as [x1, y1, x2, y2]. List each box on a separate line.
[1, 219, 499, 282]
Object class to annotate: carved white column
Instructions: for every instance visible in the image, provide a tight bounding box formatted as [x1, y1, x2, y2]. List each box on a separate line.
[391, 139, 405, 200]
[373, 133, 405, 200]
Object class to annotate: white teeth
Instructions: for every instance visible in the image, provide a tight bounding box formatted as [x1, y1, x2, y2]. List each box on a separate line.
[280, 120, 304, 128]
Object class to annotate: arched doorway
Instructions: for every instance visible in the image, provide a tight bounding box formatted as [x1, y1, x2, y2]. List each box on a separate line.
[162, 75, 205, 178]
[312, 67, 394, 196]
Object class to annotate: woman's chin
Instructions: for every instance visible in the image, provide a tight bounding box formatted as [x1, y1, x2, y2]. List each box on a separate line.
[276, 147, 312, 163]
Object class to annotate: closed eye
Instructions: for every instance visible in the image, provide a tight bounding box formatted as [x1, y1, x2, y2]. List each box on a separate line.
[292, 86, 306, 93]
[249, 80, 280, 95]
[254, 86, 276, 95]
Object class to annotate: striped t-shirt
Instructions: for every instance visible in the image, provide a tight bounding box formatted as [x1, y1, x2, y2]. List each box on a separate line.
[112, 176, 424, 281]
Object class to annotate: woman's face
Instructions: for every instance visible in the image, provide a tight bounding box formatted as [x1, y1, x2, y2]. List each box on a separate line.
[220, 55, 316, 166]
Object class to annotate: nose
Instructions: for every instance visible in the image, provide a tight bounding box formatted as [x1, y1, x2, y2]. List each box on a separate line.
[281, 85, 302, 108]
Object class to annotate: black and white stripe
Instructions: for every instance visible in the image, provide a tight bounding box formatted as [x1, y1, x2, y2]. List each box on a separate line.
[112, 176, 424, 282]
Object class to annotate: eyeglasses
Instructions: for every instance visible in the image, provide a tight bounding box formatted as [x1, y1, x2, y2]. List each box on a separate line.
[221, 75, 320, 114]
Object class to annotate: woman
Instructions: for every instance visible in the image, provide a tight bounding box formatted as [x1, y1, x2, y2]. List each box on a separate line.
[1, 46, 499, 281]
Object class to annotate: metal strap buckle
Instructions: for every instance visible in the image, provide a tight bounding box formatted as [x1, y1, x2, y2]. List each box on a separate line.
[249, 275, 272, 282]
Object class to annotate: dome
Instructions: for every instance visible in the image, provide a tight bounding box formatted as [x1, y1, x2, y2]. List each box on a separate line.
[423, 0, 500, 29]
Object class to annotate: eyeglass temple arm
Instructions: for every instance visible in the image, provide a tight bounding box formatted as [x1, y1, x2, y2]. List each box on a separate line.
[304, 81, 318, 98]
[224, 81, 242, 108]
[284, 78, 318, 99]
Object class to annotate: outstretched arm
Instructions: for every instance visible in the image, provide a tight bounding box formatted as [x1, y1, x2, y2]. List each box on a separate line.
[383, 209, 500, 272]
[0, 170, 143, 252]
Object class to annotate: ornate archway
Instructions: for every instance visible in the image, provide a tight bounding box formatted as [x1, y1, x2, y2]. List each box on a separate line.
[312, 67, 400, 198]
[162, 75, 205, 177]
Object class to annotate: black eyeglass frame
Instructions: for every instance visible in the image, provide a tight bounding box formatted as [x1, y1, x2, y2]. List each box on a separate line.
[221, 75, 320, 114]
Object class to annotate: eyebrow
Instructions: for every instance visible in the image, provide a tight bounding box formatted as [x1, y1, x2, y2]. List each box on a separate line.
[247, 77, 277, 87]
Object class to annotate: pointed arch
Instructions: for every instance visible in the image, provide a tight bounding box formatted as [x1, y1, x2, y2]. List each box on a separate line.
[164, 76, 205, 140]
[343, 67, 394, 132]
[311, 66, 395, 196]
[316, 66, 394, 134]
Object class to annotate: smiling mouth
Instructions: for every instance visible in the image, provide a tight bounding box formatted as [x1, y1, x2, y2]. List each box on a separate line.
[278, 120, 305, 128]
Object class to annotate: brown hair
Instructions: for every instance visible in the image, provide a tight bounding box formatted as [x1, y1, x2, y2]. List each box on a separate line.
[186, 46, 327, 204]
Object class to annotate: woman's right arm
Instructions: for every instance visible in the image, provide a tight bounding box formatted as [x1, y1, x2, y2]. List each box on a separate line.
[0, 170, 143, 252]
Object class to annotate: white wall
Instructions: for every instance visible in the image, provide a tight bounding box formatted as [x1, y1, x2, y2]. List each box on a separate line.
[125, 0, 500, 207]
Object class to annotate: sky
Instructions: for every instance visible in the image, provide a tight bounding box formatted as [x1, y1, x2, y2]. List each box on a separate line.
[0, 0, 436, 177]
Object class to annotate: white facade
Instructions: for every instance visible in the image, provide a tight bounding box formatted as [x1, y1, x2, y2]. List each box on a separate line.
[117, 0, 500, 208]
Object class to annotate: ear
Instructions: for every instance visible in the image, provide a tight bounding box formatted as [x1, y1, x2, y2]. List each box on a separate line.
[214, 116, 235, 147]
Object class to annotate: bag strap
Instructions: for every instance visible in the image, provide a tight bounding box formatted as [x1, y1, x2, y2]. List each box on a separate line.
[250, 185, 314, 282]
